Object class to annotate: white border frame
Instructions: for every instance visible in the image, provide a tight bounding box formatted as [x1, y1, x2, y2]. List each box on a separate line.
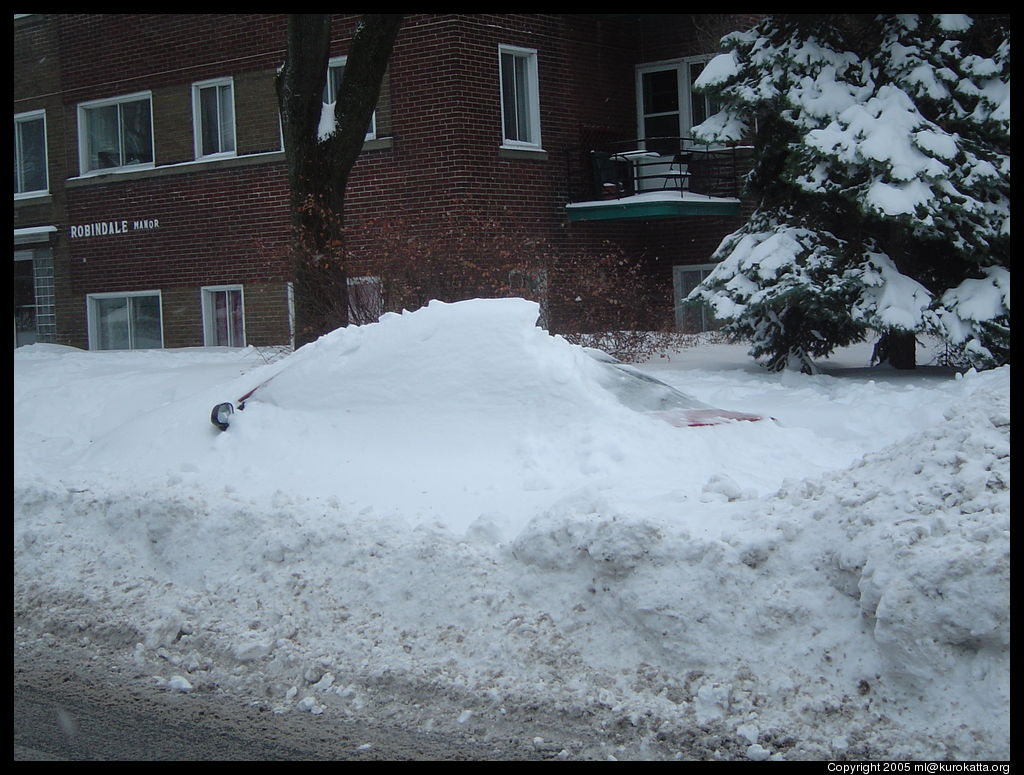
[191, 77, 237, 160]
[200, 284, 246, 347]
[498, 44, 542, 151]
[86, 289, 164, 350]
[76, 90, 155, 176]
[14, 109, 49, 199]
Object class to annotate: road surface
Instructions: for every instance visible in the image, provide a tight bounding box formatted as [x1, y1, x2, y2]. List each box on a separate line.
[13, 641, 545, 761]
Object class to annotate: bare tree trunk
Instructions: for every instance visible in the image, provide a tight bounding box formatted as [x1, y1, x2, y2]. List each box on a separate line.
[276, 14, 403, 346]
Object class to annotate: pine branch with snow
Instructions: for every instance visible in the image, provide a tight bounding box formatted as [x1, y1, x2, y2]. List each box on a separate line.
[688, 13, 1009, 372]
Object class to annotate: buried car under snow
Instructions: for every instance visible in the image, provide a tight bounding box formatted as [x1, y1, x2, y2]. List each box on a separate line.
[211, 344, 766, 431]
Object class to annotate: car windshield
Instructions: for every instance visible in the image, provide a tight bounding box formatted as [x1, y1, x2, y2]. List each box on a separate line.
[584, 349, 713, 413]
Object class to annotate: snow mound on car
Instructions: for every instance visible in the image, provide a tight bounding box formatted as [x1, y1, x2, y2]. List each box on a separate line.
[255, 298, 622, 418]
[59, 297, 820, 534]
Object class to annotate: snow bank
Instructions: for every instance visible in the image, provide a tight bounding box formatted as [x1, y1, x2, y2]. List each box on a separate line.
[14, 299, 1009, 760]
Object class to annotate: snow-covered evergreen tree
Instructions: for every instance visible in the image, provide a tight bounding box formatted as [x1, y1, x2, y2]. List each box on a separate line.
[688, 14, 1009, 372]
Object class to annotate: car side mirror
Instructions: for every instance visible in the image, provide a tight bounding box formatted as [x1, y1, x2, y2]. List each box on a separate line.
[211, 402, 234, 431]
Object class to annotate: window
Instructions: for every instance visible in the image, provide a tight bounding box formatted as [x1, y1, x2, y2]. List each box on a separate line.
[201, 285, 245, 347]
[192, 78, 236, 158]
[499, 45, 542, 150]
[347, 276, 383, 325]
[78, 92, 154, 174]
[323, 56, 377, 141]
[87, 291, 163, 350]
[636, 57, 720, 154]
[14, 258, 38, 346]
[687, 59, 719, 132]
[673, 264, 721, 333]
[14, 110, 48, 196]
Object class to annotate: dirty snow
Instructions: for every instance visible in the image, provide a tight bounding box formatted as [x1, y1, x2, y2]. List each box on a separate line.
[13, 298, 1009, 760]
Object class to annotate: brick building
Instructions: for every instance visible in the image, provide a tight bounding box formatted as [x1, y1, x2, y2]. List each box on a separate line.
[13, 13, 758, 351]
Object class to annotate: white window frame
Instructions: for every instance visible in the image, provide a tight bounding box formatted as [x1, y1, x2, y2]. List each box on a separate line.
[201, 284, 246, 347]
[77, 91, 155, 175]
[14, 109, 49, 198]
[324, 55, 377, 141]
[635, 55, 718, 149]
[86, 290, 164, 351]
[673, 263, 720, 332]
[498, 44, 542, 151]
[192, 77, 237, 160]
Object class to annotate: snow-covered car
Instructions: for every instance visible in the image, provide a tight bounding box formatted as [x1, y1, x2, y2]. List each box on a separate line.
[211, 346, 766, 431]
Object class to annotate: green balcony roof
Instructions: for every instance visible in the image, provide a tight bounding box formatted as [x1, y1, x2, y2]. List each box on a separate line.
[566, 192, 741, 222]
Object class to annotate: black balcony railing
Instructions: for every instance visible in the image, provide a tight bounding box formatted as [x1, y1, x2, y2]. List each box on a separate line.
[567, 137, 745, 204]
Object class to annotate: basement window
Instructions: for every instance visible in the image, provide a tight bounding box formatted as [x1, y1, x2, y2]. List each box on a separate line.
[87, 290, 163, 350]
[202, 285, 245, 347]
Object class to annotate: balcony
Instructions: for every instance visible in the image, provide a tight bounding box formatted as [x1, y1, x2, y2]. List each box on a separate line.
[565, 137, 747, 222]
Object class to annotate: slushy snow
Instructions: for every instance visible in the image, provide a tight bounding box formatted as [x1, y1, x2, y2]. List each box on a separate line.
[14, 298, 1009, 760]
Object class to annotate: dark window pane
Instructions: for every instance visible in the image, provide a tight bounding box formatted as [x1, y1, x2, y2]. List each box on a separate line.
[689, 61, 719, 132]
[690, 62, 708, 128]
[85, 104, 121, 169]
[200, 86, 220, 155]
[120, 99, 152, 165]
[331, 66, 345, 102]
[514, 55, 531, 142]
[642, 69, 678, 115]
[14, 260, 38, 345]
[95, 297, 130, 350]
[644, 113, 680, 141]
[16, 117, 47, 192]
[501, 52, 519, 141]
[130, 294, 162, 348]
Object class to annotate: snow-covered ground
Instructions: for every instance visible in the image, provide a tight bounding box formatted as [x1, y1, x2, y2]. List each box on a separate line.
[13, 298, 1009, 761]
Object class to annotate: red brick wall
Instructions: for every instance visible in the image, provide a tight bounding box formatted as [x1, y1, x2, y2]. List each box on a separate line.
[62, 164, 293, 348]
[57, 14, 286, 97]
[330, 13, 757, 333]
[57, 14, 287, 177]
[337, 17, 636, 229]
[23, 13, 761, 348]
[342, 15, 643, 287]
[49, 14, 295, 348]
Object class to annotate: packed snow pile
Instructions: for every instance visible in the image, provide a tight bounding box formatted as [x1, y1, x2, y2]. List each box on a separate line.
[19, 299, 813, 533]
[14, 298, 1009, 760]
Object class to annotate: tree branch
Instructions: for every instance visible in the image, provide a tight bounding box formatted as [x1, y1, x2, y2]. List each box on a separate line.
[328, 14, 403, 191]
